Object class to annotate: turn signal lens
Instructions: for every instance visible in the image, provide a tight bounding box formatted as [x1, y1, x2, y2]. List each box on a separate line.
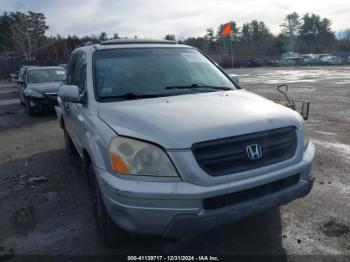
[303, 125, 310, 150]
[109, 152, 129, 174]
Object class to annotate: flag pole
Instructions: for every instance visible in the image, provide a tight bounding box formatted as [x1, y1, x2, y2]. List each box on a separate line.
[221, 22, 233, 67]
[230, 39, 233, 68]
[230, 32, 234, 69]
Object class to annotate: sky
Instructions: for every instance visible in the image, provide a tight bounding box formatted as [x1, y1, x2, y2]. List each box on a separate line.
[1, 0, 350, 39]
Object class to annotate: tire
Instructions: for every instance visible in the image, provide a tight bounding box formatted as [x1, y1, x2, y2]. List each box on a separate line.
[88, 164, 129, 246]
[19, 91, 24, 105]
[64, 129, 77, 156]
[25, 97, 35, 116]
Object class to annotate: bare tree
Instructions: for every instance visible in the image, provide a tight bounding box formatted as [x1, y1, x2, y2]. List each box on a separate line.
[338, 29, 350, 41]
[280, 12, 301, 51]
[5, 11, 48, 60]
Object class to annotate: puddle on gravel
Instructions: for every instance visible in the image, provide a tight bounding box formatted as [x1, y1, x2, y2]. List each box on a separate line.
[313, 131, 336, 136]
[232, 67, 350, 89]
[0, 111, 17, 116]
[0, 246, 15, 260]
[313, 140, 350, 160]
[322, 219, 350, 237]
[0, 153, 12, 162]
[10, 206, 36, 230]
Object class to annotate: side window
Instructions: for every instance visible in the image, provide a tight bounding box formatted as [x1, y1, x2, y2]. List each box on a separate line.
[67, 52, 87, 93]
[22, 70, 26, 82]
[18, 70, 23, 81]
[66, 53, 79, 85]
[77, 53, 87, 93]
[23, 69, 29, 84]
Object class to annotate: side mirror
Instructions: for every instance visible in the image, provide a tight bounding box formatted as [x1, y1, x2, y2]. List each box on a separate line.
[229, 74, 240, 87]
[58, 85, 82, 103]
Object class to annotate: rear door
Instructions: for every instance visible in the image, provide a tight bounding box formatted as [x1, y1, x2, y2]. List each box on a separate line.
[67, 52, 88, 153]
[63, 52, 80, 147]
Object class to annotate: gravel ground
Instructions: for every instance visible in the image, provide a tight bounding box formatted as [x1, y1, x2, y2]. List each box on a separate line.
[0, 66, 349, 261]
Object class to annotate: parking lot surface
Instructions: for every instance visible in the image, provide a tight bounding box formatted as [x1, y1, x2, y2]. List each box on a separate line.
[0, 66, 349, 260]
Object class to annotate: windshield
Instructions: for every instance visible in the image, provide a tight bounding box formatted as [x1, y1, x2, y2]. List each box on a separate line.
[94, 48, 236, 100]
[27, 69, 66, 83]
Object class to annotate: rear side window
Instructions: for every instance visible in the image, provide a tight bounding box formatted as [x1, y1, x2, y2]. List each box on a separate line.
[66, 53, 79, 85]
[66, 52, 87, 93]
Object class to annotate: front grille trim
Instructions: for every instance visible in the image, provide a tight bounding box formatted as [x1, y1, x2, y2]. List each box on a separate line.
[45, 92, 58, 101]
[192, 126, 297, 177]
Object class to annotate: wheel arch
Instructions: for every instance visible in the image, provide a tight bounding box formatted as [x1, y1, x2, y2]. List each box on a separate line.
[60, 116, 65, 129]
[83, 148, 94, 188]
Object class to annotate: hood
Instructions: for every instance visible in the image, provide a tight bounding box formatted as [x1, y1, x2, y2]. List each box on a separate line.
[27, 82, 62, 93]
[99, 90, 303, 149]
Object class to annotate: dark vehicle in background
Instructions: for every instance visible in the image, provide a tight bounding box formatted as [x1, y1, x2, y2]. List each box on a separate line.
[346, 56, 350, 64]
[241, 59, 264, 67]
[281, 57, 305, 66]
[17, 65, 35, 87]
[58, 64, 68, 71]
[264, 59, 281, 67]
[17, 66, 66, 115]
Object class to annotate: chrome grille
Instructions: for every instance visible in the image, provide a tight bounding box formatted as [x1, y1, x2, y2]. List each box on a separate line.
[192, 127, 297, 176]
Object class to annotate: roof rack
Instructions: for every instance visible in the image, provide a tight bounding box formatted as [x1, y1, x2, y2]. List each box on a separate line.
[79, 41, 93, 47]
[100, 39, 177, 45]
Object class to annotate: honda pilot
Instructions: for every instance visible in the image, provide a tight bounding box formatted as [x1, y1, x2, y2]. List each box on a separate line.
[56, 39, 316, 245]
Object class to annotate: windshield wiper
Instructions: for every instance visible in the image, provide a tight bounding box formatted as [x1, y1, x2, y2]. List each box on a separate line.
[100, 92, 168, 100]
[165, 83, 232, 91]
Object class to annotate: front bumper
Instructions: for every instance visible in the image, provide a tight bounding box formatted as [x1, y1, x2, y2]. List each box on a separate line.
[29, 95, 57, 109]
[96, 142, 315, 238]
[164, 177, 313, 238]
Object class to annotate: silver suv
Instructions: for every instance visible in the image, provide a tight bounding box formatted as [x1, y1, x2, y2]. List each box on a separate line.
[56, 39, 316, 246]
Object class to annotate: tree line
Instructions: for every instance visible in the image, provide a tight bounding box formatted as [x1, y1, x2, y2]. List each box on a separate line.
[182, 12, 350, 59]
[0, 11, 350, 63]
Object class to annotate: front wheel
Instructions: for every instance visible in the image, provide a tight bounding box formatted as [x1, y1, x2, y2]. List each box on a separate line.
[25, 97, 35, 116]
[88, 165, 129, 246]
[19, 91, 24, 105]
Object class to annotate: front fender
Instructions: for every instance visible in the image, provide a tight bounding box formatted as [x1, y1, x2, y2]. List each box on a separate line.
[84, 131, 107, 170]
[81, 115, 114, 171]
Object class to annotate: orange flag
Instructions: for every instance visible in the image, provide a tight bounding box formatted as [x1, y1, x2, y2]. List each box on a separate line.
[221, 23, 232, 37]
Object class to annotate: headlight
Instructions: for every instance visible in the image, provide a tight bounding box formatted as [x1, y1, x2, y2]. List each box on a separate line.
[303, 125, 310, 149]
[27, 89, 44, 98]
[109, 137, 178, 177]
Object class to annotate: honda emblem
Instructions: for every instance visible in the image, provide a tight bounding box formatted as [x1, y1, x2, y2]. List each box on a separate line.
[246, 144, 263, 160]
